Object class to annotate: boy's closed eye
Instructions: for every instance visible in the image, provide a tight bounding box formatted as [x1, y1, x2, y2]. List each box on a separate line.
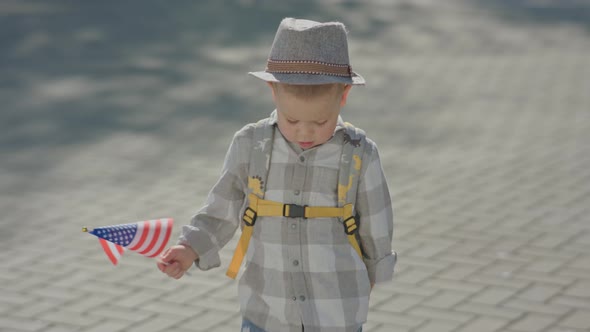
[286, 118, 327, 126]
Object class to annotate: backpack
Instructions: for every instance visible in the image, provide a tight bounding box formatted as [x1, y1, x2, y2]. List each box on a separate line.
[226, 117, 367, 279]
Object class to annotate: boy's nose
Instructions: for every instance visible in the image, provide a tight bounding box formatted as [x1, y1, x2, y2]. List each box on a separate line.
[297, 124, 314, 139]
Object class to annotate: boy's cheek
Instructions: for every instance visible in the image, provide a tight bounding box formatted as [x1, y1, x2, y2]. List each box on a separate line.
[277, 123, 295, 142]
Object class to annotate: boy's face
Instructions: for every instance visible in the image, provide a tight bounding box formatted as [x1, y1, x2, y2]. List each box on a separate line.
[269, 83, 352, 150]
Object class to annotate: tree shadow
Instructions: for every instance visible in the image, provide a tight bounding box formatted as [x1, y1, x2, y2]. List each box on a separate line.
[1, 1, 307, 145]
[2, 1, 386, 169]
[1, 2, 399, 139]
[473, 0, 590, 32]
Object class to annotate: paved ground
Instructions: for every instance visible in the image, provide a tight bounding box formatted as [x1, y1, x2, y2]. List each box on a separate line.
[1, 0, 589, 331]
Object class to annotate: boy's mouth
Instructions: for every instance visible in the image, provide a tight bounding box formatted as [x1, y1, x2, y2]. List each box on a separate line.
[298, 141, 314, 149]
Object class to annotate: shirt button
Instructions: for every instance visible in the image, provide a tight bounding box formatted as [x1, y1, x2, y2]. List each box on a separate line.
[293, 260, 299, 266]
[291, 223, 297, 229]
[299, 295, 306, 301]
[292, 296, 297, 301]
[299, 156, 305, 162]
[294, 190, 300, 195]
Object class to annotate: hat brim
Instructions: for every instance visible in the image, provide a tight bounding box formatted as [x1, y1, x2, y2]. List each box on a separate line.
[249, 71, 365, 85]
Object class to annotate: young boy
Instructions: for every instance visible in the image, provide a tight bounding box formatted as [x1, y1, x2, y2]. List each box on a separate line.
[158, 18, 395, 332]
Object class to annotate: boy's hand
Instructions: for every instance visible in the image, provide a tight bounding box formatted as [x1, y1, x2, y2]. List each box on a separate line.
[157, 244, 198, 279]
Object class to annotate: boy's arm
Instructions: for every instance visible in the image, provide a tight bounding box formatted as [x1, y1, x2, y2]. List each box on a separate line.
[356, 140, 396, 285]
[177, 129, 251, 271]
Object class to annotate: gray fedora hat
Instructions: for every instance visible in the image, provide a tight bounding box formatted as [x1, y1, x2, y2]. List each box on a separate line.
[249, 18, 365, 85]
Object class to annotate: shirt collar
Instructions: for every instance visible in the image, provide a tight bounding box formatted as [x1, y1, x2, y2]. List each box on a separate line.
[268, 109, 346, 134]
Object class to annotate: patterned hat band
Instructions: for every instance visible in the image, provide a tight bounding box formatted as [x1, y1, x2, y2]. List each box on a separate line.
[266, 59, 353, 77]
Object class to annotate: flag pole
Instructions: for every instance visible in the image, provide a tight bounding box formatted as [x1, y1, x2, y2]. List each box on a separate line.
[82, 227, 89, 232]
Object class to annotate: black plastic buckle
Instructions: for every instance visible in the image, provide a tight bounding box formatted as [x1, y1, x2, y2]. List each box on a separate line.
[283, 204, 307, 219]
[343, 216, 358, 235]
[242, 207, 257, 226]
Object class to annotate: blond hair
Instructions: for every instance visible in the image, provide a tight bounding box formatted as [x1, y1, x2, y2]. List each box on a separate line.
[271, 82, 347, 99]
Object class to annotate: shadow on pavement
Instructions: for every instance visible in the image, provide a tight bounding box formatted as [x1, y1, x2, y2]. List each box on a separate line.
[474, 0, 590, 32]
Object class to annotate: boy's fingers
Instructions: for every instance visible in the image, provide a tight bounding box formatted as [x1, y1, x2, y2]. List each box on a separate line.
[156, 261, 168, 273]
[162, 262, 175, 274]
[164, 262, 183, 278]
[156, 247, 191, 279]
[159, 247, 173, 262]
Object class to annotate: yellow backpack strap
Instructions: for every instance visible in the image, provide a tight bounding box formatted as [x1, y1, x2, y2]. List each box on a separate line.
[338, 122, 367, 259]
[226, 117, 274, 279]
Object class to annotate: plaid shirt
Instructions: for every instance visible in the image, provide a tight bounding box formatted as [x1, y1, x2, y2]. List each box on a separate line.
[179, 111, 395, 332]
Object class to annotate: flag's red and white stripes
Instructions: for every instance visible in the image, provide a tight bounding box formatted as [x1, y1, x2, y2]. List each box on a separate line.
[92, 218, 174, 265]
[127, 218, 173, 257]
[99, 238, 125, 265]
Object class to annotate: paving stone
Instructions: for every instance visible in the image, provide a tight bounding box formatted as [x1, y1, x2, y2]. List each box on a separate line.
[11, 300, 57, 318]
[455, 316, 510, 332]
[468, 274, 532, 290]
[375, 294, 424, 313]
[413, 320, 461, 332]
[38, 310, 100, 328]
[40, 326, 79, 332]
[28, 287, 85, 303]
[368, 288, 394, 308]
[545, 327, 587, 332]
[357, 320, 381, 332]
[480, 261, 526, 279]
[503, 298, 571, 316]
[550, 296, 590, 310]
[558, 267, 590, 280]
[425, 290, 470, 309]
[455, 302, 523, 320]
[529, 233, 572, 249]
[422, 278, 485, 294]
[81, 320, 133, 332]
[438, 254, 492, 266]
[386, 283, 439, 297]
[141, 301, 207, 318]
[564, 280, 590, 298]
[515, 271, 576, 287]
[560, 310, 590, 330]
[367, 310, 425, 327]
[471, 286, 515, 305]
[394, 267, 440, 284]
[0, 290, 39, 306]
[518, 283, 563, 303]
[88, 306, 154, 323]
[409, 239, 456, 258]
[107, 290, 164, 309]
[398, 256, 450, 271]
[437, 264, 482, 281]
[508, 313, 559, 332]
[179, 311, 241, 331]
[0, 302, 13, 315]
[408, 306, 474, 324]
[2, 274, 51, 293]
[367, 323, 412, 332]
[0, 316, 50, 331]
[124, 316, 180, 332]
[192, 297, 240, 313]
[60, 294, 114, 313]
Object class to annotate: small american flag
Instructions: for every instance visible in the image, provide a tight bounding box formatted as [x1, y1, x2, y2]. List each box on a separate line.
[85, 218, 173, 265]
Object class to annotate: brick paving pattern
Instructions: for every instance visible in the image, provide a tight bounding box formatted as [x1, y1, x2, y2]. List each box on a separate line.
[1, 1, 589, 331]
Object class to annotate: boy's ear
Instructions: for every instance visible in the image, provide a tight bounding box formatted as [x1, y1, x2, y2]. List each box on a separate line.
[340, 84, 352, 107]
[266, 82, 277, 101]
